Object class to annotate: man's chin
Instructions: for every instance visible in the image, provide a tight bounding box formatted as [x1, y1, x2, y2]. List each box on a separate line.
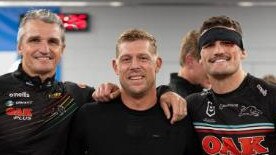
[34, 68, 55, 75]
[210, 72, 232, 80]
[128, 88, 147, 98]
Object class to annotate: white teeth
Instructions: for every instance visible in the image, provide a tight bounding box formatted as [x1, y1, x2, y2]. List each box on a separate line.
[37, 57, 50, 60]
[129, 76, 143, 80]
[214, 59, 226, 63]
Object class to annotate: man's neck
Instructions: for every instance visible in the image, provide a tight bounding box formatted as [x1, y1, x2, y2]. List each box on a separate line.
[210, 69, 246, 94]
[178, 68, 193, 83]
[121, 88, 157, 111]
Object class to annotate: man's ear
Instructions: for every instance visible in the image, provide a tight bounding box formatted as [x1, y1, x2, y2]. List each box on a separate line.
[199, 57, 203, 65]
[155, 57, 162, 73]
[17, 43, 23, 56]
[112, 59, 119, 75]
[185, 53, 195, 67]
[61, 44, 66, 55]
[240, 50, 247, 60]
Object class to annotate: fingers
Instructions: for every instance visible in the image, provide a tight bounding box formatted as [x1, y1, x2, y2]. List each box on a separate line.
[159, 91, 187, 124]
[182, 98, 188, 118]
[170, 96, 187, 124]
[110, 89, 120, 99]
[170, 97, 180, 124]
[92, 83, 111, 102]
[160, 101, 171, 119]
[92, 82, 120, 102]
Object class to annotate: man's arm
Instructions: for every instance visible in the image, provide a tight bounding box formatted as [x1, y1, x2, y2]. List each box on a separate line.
[160, 91, 186, 124]
[64, 81, 95, 104]
[157, 85, 187, 124]
[92, 82, 120, 102]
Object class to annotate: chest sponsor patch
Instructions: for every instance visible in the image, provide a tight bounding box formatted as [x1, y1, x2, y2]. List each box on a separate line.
[5, 107, 32, 121]
[202, 136, 269, 154]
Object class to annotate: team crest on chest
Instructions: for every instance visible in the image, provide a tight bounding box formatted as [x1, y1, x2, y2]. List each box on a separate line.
[206, 101, 215, 117]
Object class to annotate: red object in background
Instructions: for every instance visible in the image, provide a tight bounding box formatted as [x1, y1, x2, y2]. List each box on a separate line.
[58, 13, 89, 31]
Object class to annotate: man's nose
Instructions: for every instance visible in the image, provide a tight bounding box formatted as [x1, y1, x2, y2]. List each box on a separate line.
[39, 41, 50, 53]
[130, 58, 141, 69]
[213, 41, 224, 54]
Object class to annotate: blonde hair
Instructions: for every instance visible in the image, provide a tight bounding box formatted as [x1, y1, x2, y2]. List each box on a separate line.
[179, 30, 200, 66]
[262, 74, 276, 85]
[116, 29, 157, 57]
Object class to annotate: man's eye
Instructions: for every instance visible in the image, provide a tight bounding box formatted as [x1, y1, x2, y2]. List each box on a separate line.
[48, 39, 61, 46]
[222, 41, 235, 46]
[202, 42, 214, 49]
[121, 57, 130, 62]
[140, 56, 149, 61]
[29, 38, 40, 43]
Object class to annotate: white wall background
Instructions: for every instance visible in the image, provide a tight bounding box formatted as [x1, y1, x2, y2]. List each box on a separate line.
[0, 52, 17, 75]
[61, 6, 276, 87]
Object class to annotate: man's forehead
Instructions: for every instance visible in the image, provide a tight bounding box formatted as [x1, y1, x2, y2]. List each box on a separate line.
[24, 20, 61, 32]
[119, 40, 152, 51]
[23, 21, 62, 40]
[22, 33, 62, 44]
[25, 33, 61, 39]
[119, 52, 151, 57]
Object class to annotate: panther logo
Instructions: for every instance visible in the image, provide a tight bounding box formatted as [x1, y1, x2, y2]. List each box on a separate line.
[239, 106, 263, 117]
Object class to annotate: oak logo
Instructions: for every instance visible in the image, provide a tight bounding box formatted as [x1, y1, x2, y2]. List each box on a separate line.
[202, 136, 268, 154]
[6, 107, 32, 121]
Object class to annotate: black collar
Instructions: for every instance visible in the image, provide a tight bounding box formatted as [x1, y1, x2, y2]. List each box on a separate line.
[13, 63, 56, 88]
[169, 73, 203, 95]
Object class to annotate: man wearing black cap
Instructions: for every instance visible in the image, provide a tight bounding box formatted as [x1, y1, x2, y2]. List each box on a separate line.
[187, 15, 276, 154]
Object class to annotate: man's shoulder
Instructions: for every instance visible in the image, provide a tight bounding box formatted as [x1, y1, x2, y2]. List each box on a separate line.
[63, 81, 95, 106]
[186, 89, 210, 101]
[0, 72, 19, 88]
[0, 72, 13, 81]
[247, 74, 276, 95]
[185, 89, 211, 113]
[64, 81, 95, 98]
[64, 81, 94, 91]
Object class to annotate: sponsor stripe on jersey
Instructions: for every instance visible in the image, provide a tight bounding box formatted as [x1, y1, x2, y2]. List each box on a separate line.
[193, 122, 274, 135]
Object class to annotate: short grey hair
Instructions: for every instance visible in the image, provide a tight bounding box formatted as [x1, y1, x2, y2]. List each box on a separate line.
[17, 9, 65, 45]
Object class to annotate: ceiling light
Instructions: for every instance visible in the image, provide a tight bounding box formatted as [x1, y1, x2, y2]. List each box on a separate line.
[0, 1, 124, 7]
[238, 2, 254, 7]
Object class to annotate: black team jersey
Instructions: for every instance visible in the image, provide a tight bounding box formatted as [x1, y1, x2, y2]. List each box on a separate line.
[66, 96, 202, 155]
[187, 74, 276, 155]
[0, 65, 94, 155]
[169, 73, 204, 98]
